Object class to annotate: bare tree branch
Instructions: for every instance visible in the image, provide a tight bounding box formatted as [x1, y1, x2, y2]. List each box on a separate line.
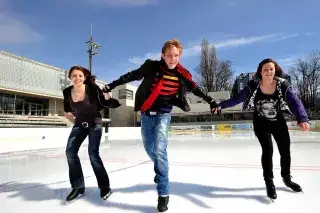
[288, 50, 320, 109]
[195, 38, 234, 93]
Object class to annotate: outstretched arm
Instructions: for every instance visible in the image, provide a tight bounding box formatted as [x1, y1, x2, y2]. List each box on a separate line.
[105, 59, 152, 91]
[285, 87, 309, 124]
[218, 85, 250, 109]
[177, 67, 215, 104]
[95, 85, 121, 108]
[180, 77, 216, 106]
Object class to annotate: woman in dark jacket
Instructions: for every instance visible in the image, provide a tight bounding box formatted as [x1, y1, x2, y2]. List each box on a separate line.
[213, 58, 309, 200]
[62, 65, 120, 203]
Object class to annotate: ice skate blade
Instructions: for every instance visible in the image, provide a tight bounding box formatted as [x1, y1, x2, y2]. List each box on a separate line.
[157, 209, 169, 213]
[65, 193, 85, 205]
[102, 190, 113, 200]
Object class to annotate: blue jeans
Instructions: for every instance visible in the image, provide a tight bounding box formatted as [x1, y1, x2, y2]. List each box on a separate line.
[141, 113, 171, 196]
[65, 123, 110, 189]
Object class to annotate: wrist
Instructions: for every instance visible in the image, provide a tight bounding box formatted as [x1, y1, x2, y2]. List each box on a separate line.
[206, 96, 213, 104]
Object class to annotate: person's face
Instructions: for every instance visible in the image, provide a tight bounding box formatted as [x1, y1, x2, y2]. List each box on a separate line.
[162, 45, 180, 69]
[260, 62, 276, 81]
[261, 102, 276, 118]
[70, 69, 86, 87]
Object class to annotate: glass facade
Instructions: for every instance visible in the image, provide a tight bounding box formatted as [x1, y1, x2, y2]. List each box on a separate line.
[0, 92, 49, 116]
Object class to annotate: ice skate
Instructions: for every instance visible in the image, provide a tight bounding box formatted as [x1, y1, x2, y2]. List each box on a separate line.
[283, 175, 303, 192]
[264, 178, 277, 202]
[66, 188, 85, 204]
[101, 188, 113, 200]
[157, 196, 169, 212]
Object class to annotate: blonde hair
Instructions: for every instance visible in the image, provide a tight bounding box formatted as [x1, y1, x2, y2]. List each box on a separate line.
[161, 38, 183, 55]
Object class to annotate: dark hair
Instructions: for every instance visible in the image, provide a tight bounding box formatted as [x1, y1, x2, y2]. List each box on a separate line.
[68, 65, 96, 85]
[254, 58, 284, 79]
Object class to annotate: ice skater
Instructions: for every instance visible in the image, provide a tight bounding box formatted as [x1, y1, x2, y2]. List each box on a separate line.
[212, 58, 310, 200]
[62, 65, 121, 203]
[103, 39, 218, 212]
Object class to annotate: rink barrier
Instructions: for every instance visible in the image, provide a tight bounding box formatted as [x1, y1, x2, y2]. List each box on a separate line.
[169, 123, 253, 132]
[0, 127, 106, 154]
[1, 120, 319, 154]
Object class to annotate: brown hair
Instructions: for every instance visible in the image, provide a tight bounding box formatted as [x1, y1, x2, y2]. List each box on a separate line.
[68, 65, 96, 85]
[161, 38, 183, 55]
[254, 58, 284, 79]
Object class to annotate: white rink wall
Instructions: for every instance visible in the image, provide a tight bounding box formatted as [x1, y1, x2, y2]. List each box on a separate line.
[0, 128, 106, 154]
[0, 120, 319, 154]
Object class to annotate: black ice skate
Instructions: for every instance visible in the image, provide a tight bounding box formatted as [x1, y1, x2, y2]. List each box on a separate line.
[264, 178, 277, 201]
[66, 188, 85, 203]
[100, 188, 113, 200]
[157, 196, 169, 212]
[283, 175, 303, 192]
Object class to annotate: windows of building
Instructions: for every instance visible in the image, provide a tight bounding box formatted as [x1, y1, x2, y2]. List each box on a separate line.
[0, 92, 49, 115]
[119, 89, 133, 100]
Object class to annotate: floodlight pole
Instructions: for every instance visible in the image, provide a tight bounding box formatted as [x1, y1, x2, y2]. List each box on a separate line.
[86, 24, 101, 73]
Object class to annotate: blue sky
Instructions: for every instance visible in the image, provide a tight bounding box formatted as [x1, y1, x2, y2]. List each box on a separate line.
[1, 0, 319, 85]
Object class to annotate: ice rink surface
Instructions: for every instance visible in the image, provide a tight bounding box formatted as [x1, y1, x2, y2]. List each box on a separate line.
[0, 130, 319, 213]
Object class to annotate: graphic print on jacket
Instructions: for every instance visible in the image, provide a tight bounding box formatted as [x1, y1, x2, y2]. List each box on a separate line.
[148, 66, 180, 113]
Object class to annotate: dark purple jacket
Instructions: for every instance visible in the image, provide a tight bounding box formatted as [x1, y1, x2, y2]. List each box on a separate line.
[219, 79, 308, 124]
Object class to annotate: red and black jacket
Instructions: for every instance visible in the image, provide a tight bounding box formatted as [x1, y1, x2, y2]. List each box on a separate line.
[107, 59, 213, 112]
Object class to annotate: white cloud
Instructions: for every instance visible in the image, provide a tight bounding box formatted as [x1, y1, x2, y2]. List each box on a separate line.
[271, 33, 299, 42]
[0, 12, 44, 43]
[128, 52, 161, 65]
[86, 0, 157, 7]
[277, 56, 299, 67]
[214, 33, 281, 48]
[128, 33, 291, 65]
[305, 32, 316, 36]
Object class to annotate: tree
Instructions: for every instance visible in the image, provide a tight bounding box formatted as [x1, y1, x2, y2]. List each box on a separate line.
[194, 38, 234, 93]
[289, 50, 320, 109]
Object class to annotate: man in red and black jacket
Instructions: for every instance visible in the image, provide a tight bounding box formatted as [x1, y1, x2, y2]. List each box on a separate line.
[104, 39, 217, 212]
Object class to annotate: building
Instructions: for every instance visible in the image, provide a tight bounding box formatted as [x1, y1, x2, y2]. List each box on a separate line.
[0, 51, 69, 116]
[234, 72, 255, 94]
[0, 51, 134, 127]
[169, 91, 245, 124]
[109, 83, 138, 127]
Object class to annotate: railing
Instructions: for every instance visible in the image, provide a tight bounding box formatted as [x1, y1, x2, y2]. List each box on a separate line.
[169, 110, 298, 125]
[0, 109, 111, 128]
[0, 109, 68, 128]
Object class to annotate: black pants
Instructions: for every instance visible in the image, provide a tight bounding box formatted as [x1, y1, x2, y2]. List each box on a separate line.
[65, 123, 110, 189]
[253, 116, 291, 179]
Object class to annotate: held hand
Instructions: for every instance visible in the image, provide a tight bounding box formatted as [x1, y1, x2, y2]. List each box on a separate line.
[103, 92, 111, 100]
[211, 106, 222, 115]
[64, 112, 73, 119]
[298, 122, 310, 132]
[102, 84, 112, 93]
[64, 112, 75, 123]
[209, 100, 218, 114]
